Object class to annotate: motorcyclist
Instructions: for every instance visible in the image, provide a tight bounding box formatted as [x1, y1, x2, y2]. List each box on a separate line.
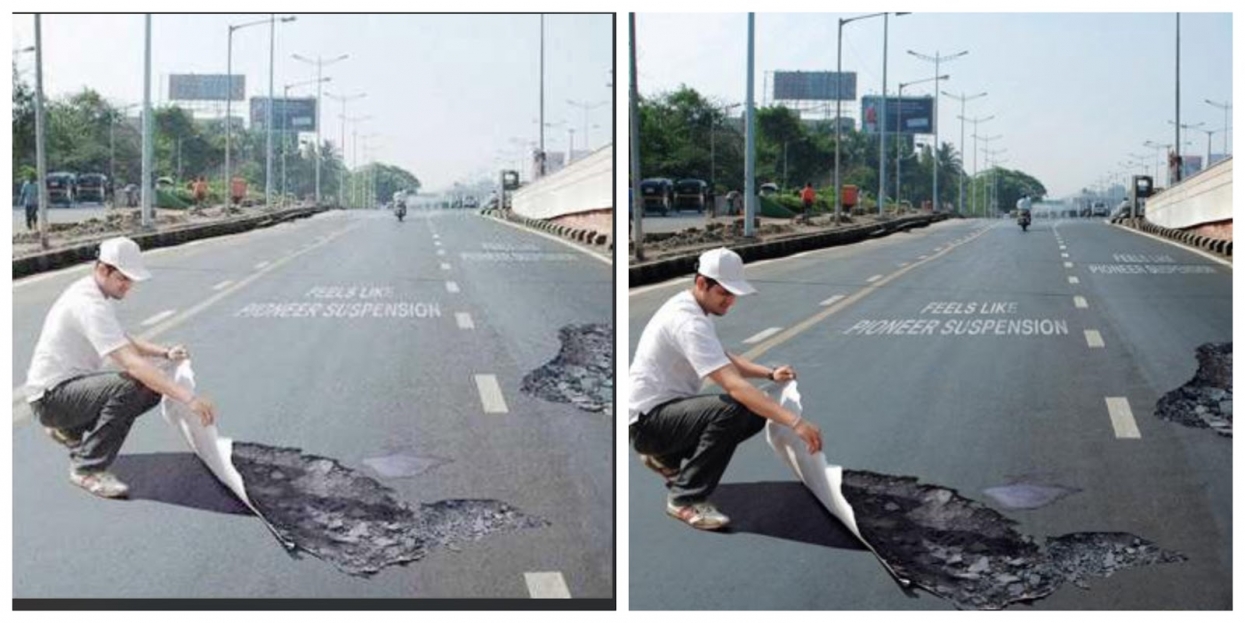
[1016, 194, 1033, 230]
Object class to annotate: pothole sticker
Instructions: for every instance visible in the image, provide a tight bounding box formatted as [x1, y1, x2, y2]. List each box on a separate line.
[521, 323, 614, 415]
[232, 442, 548, 576]
[1155, 342, 1232, 437]
[841, 470, 1186, 609]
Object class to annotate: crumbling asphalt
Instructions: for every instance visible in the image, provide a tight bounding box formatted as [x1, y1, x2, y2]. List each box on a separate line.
[1155, 343, 1233, 437]
[521, 323, 614, 416]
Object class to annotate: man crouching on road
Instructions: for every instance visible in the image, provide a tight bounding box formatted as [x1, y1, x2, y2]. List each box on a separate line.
[24, 237, 217, 499]
[629, 247, 823, 531]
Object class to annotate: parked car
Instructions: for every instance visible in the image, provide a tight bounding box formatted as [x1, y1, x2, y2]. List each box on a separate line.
[46, 172, 76, 206]
[673, 178, 708, 213]
[76, 173, 108, 204]
[639, 178, 674, 215]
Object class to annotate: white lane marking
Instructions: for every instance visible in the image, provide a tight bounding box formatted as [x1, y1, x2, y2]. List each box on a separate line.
[211, 280, 234, 291]
[525, 572, 571, 599]
[446, 281, 460, 293]
[488, 214, 612, 266]
[1061, 253, 1069, 258]
[1068, 276, 1080, 284]
[1105, 397, 1141, 439]
[1085, 330, 1105, 348]
[474, 374, 509, 414]
[866, 274, 883, 283]
[820, 294, 846, 307]
[440, 262, 451, 270]
[140, 309, 177, 327]
[455, 312, 475, 330]
[436, 249, 446, 256]
[899, 262, 910, 267]
[1074, 296, 1088, 309]
[918, 255, 928, 260]
[1064, 262, 1074, 268]
[1108, 220, 1235, 268]
[743, 327, 783, 345]
[433, 234, 440, 240]
[434, 240, 442, 247]
[1059, 245, 1066, 250]
[254, 261, 270, 270]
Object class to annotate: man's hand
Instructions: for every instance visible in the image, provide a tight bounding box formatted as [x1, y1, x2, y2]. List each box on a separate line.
[793, 419, 822, 454]
[166, 345, 191, 361]
[188, 396, 217, 427]
[772, 365, 797, 382]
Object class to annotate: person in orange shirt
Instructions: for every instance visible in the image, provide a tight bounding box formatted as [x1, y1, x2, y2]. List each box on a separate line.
[192, 177, 208, 207]
[800, 182, 816, 221]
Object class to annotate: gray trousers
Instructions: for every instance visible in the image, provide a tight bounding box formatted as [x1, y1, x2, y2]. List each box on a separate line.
[31, 371, 161, 473]
[630, 394, 766, 505]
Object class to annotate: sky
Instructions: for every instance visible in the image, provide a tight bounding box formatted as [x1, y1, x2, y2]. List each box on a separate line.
[11, 13, 615, 192]
[633, 12, 1233, 199]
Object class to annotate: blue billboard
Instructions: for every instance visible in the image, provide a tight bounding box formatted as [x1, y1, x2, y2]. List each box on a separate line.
[861, 96, 935, 135]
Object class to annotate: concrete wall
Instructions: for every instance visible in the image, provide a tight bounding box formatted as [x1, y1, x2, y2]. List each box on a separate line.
[512, 144, 612, 220]
[1146, 156, 1232, 233]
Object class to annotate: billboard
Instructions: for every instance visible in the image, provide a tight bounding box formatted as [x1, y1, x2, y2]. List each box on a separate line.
[250, 97, 318, 132]
[861, 96, 936, 134]
[773, 71, 856, 101]
[169, 74, 244, 102]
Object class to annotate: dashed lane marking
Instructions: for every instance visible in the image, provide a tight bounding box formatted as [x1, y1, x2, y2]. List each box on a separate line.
[1061, 253, 1069, 258]
[455, 312, 475, 330]
[254, 261, 270, 270]
[1064, 262, 1074, 268]
[437, 249, 446, 256]
[1068, 276, 1080, 284]
[1074, 296, 1088, 309]
[525, 572, 571, 598]
[743, 327, 783, 345]
[1085, 330, 1105, 348]
[440, 263, 451, 270]
[866, 274, 883, 283]
[211, 280, 234, 291]
[446, 281, 460, 293]
[820, 294, 846, 307]
[140, 309, 177, 327]
[474, 374, 509, 414]
[1106, 397, 1141, 439]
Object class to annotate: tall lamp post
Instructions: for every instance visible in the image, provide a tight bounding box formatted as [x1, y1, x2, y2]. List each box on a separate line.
[835, 12, 886, 223]
[894, 74, 947, 211]
[1168, 120, 1203, 178]
[325, 91, 366, 205]
[1204, 99, 1231, 156]
[942, 90, 987, 214]
[32, 16, 49, 248]
[225, 16, 279, 203]
[264, 15, 300, 209]
[959, 112, 993, 216]
[292, 52, 349, 205]
[908, 48, 968, 212]
[566, 98, 607, 152]
[877, 12, 911, 214]
[282, 77, 331, 207]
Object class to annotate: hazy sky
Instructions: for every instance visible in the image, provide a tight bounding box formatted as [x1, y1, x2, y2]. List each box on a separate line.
[634, 12, 1232, 198]
[12, 13, 614, 192]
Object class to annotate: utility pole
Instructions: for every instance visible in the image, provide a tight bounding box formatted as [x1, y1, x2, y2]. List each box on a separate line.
[629, 13, 644, 261]
[141, 14, 154, 229]
[33, 15, 49, 248]
[908, 48, 968, 211]
[744, 12, 756, 238]
[326, 91, 365, 206]
[961, 114, 994, 216]
[292, 52, 348, 205]
[539, 14, 546, 177]
[942, 90, 986, 214]
[1205, 99, 1231, 156]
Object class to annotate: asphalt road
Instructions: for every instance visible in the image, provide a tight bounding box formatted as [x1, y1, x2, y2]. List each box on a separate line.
[628, 217, 1232, 610]
[12, 207, 613, 599]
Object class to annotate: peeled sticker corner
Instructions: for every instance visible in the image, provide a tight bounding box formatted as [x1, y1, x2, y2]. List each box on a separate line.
[764, 380, 909, 586]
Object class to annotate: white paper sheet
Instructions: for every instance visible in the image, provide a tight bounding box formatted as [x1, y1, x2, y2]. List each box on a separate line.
[764, 381, 908, 585]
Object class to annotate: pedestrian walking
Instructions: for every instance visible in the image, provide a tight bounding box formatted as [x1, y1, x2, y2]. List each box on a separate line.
[20, 175, 40, 230]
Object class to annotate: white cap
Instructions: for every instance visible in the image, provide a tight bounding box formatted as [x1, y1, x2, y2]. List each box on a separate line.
[98, 237, 151, 282]
[697, 247, 755, 296]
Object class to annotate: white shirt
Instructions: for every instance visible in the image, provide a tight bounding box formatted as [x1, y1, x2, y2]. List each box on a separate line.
[1016, 197, 1032, 212]
[25, 276, 130, 401]
[628, 290, 732, 424]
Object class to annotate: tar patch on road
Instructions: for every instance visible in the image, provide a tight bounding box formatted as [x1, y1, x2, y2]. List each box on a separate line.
[841, 470, 1185, 610]
[1155, 342, 1232, 437]
[232, 442, 548, 576]
[521, 323, 614, 415]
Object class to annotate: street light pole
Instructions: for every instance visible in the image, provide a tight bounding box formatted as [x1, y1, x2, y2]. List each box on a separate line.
[744, 12, 756, 238]
[225, 17, 270, 207]
[908, 48, 968, 211]
[960, 113, 993, 216]
[293, 53, 348, 205]
[629, 13, 645, 261]
[142, 14, 154, 229]
[567, 99, 607, 152]
[33, 14, 49, 248]
[539, 14, 546, 177]
[943, 90, 986, 215]
[1205, 99, 1231, 155]
[877, 12, 911, 215]
[326, 91, 365, 206]
[835, 12, 887, 223]
[895, 74, 948, 211]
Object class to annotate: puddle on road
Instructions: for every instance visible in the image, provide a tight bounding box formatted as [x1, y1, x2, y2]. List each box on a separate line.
[983, 474, 1081, 510]
[232, 442, 547, 576]
[521, 323, 614, 415]
[1155, 342, 1232, 437]
[841, 470, 1185, 610]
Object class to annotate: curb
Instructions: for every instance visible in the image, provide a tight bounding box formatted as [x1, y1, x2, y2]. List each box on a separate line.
[629, 213, 947, 287]
[13, 206, 330, 279]
[479, 208, 614, 251]
[1110, 216, 1232, 260]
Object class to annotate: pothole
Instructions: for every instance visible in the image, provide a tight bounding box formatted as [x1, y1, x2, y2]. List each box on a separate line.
[841, 470, 1186, 610]
[1155, 342, 1232, 436]
[983, 475, 1081, 510]
[521, 323, 614, 415]
[231, 442, 547, 576]
[362, 452, 452, 478]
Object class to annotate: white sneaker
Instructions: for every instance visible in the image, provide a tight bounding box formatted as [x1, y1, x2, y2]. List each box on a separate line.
[69, 470, 129, 499]
[666, 500, 730, 531]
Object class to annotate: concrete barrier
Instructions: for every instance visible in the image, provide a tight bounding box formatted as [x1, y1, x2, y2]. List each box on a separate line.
[13, 206, 328, 279]
[512, 145, 612, 221]
[1147, 157, 1232, 231]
